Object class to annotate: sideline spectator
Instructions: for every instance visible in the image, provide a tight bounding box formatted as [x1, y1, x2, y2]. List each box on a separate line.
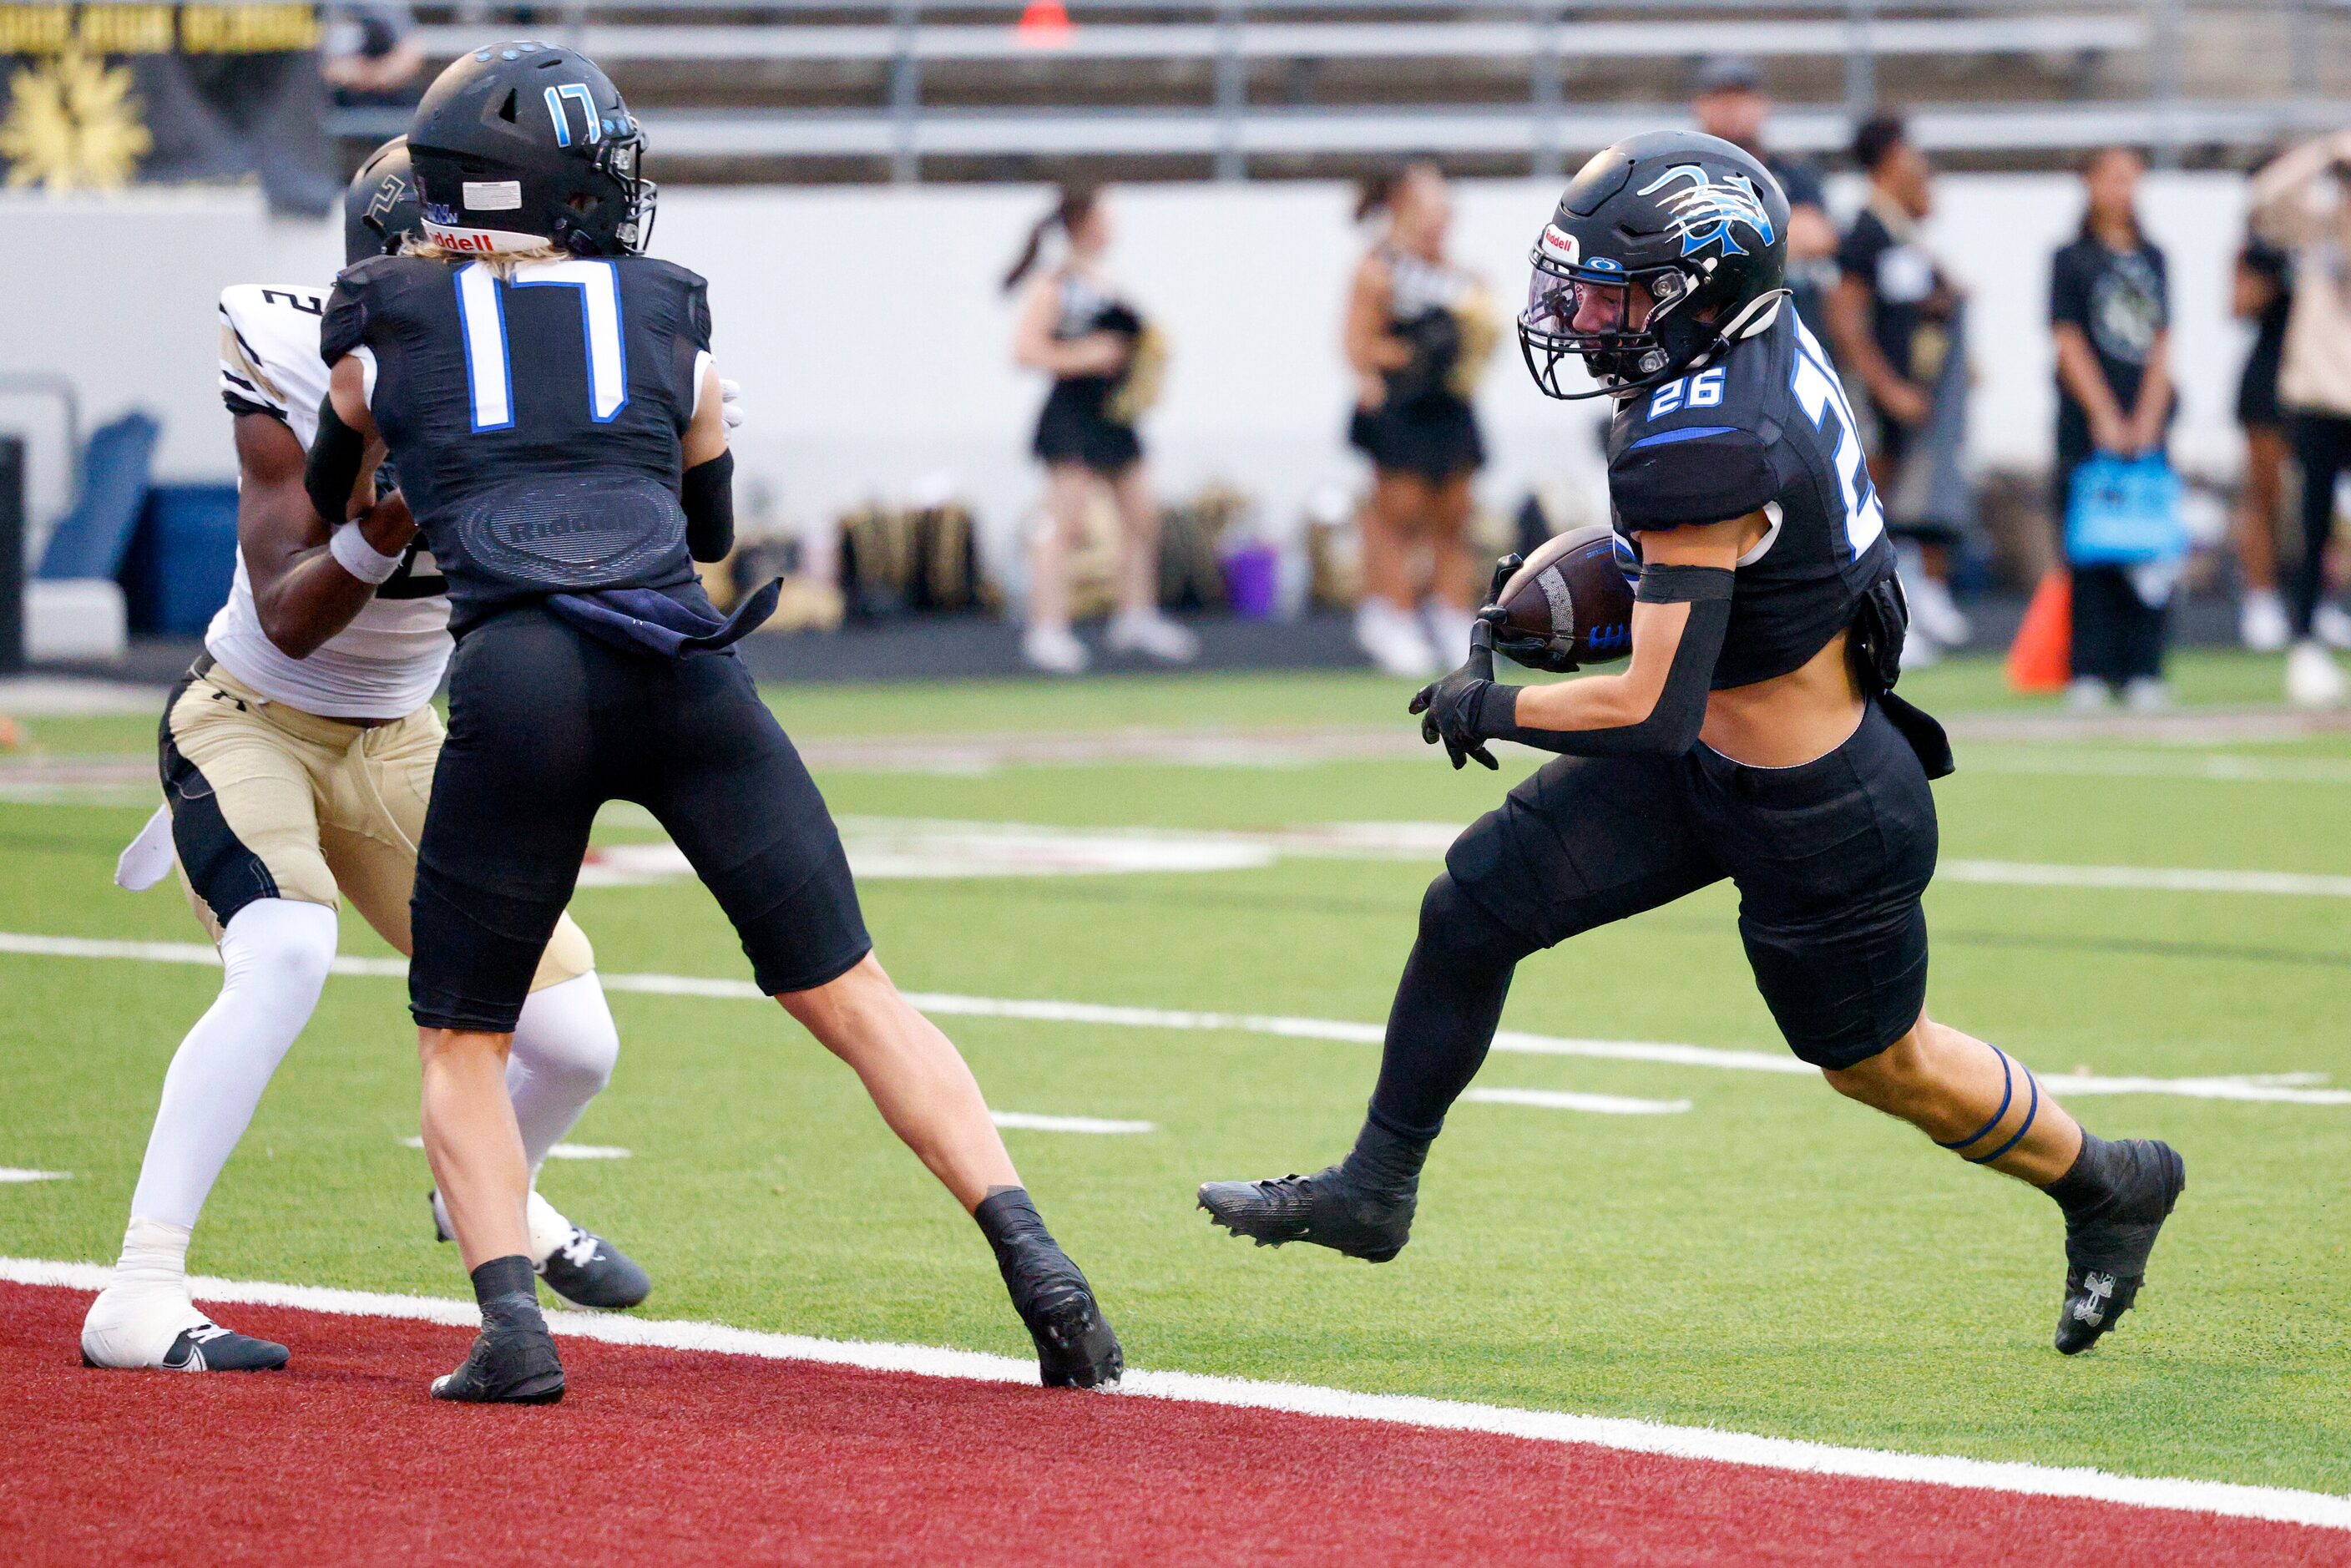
[1006, 185, 1194, 675]
[2232, 222, 2297, 650]
[1344, 161, 1496, 678]
[2050, 145, 2177, 711]
[2250, 130, 2351, 707]
[1828, 112, 1970, 661]
[1690, 55, 1836, 332]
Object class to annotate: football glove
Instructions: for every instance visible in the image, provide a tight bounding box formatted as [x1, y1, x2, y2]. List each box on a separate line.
[1408, 620, 1510, 771]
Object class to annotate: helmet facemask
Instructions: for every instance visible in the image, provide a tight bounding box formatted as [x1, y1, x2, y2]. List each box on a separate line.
[1517, 252, 1701, 400]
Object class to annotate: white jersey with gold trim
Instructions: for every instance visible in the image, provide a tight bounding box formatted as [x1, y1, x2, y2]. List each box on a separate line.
[207, 283, 452, 720]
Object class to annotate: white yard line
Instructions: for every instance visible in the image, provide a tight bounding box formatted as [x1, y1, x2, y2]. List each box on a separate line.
[1461, 1088, 1691, 1115]
[398, 1136, 629, 1160]
[4, 929, 2344, 1106]
[0, 1255, 2342, 1532]
[989, 1111, 1156, 1135]
[0, 1169, 69, 1183]
[1941, 860, 2351, 899]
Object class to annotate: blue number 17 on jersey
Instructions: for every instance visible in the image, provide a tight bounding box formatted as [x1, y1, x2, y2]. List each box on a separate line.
[454, 259, 630, 432]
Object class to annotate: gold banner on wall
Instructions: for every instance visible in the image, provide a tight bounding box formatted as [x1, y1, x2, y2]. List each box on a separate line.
[1, 4, 331, 210]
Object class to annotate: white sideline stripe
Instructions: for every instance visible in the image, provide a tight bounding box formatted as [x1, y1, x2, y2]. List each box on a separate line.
[1943, 859, 2351, 899]
[398, 1136, 629, 1161]
[0, 1169, 69, 1183]
[1462, 1088, 1691, 1115]
[5, 930, 2348, 1106]
[0, 1255, 2343, 1534]
[989, 1111, 1157, 1135]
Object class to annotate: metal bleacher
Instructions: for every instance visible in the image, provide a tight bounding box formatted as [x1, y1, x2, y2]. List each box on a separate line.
[355, 2, 2351, 180]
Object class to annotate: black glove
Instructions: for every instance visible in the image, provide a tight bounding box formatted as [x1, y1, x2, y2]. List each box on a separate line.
[1479, 551, 1580, 675]
[1408, 620, 1512, 771]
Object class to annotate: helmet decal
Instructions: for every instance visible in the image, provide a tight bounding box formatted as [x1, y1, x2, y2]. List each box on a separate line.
[1539, 224, 1580, 264]
[1636, 164, 1776, 259]
[544, 83, 602, 148]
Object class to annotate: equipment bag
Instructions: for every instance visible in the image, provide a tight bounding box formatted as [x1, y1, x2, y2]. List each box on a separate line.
[2064, 454, 2186, 566]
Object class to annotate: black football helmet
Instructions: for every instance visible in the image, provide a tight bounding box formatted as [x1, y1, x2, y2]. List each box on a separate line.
[344, 137, 420, 266]
[1519, 130, 1790, 399]
[405, 40, 655, 257]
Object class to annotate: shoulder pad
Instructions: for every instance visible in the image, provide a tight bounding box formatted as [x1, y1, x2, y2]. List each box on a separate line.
[218, 283, 326, 417]
[1609, 424, 1777, 531]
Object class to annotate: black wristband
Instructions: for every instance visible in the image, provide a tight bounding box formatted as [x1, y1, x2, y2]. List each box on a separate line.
[1635, 563, 1737, 604]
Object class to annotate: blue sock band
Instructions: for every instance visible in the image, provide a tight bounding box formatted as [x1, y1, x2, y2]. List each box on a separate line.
[1936, 1044, 2014, 1151]
[1970, 1068, 2040, 1165]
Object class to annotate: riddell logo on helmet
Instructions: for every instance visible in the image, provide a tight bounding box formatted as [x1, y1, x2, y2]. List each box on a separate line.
[1540, 225, 1580, 263]
[431, 228, 498, 253]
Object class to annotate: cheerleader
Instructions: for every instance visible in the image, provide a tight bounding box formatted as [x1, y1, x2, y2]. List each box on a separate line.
[1345, 160, 1498, 678]
[1008, 185, 1194, 674]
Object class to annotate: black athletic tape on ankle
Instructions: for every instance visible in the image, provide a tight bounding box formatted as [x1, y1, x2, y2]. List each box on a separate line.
[1633, 564, 1736, 604]
[1936, 1044, 2015, 1150]
[1968, 1069, 2040, 1165]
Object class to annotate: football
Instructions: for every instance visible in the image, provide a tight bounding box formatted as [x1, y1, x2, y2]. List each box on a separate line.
[1488, 523, 1639, 671]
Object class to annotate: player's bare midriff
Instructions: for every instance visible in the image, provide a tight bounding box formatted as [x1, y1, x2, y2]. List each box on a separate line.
[1698, 628, 1867, 769]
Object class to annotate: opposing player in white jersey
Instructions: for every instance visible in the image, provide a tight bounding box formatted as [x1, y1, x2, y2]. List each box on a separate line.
[83, 141, 653, 1373]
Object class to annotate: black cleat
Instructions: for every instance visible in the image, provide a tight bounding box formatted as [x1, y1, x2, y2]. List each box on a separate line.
[2055, 1139, 2186, 1355]
[430, 1324, 565, 1404]
[429, 1189, 651, 1312]
[975, 1189, 1123, 1388]
[1198, 1165, 1416, 1262]
[1024, 1285, 1125, 1391]
[81, 1320, 291, 1373]
[536, 1227, 651, 1312]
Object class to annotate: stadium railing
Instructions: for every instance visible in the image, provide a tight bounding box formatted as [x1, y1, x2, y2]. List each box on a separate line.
[351, 1, 2351, 175]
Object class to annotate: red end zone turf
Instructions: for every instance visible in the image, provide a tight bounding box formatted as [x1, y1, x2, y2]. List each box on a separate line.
[1, 1282, 2339, 1566]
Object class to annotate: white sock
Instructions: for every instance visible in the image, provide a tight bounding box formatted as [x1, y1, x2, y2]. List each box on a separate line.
[507, 971, 619, 1175]
[83, 1217, 208, 1366]
[126, 899, 339, 1231]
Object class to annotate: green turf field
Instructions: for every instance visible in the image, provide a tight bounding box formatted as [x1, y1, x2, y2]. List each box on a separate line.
[3, 651, 2347, 1494]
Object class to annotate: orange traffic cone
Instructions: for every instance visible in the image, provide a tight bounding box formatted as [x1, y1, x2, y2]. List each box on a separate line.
[1017, 2, 1073, 41]
[2005, 569, 2072, 692]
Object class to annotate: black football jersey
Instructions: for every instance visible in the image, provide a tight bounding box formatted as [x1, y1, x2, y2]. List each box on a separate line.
[321, 253, 712, 617]
[1605, 306, 1895, 690]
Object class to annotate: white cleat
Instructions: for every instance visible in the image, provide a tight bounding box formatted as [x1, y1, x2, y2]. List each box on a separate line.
[2239, 589, 2289, 653]
[2286, 640, 2348, 709]
[1355, 598, 1441, 680]
[81, 1282, 288, 1371]
[1022, 624, 1090, 675]
[1105, 609, 1200, 664]
[2314, 602, 2351, 651]
[2065, 676, 2111, 713]
[2122, 676, 2172, 714]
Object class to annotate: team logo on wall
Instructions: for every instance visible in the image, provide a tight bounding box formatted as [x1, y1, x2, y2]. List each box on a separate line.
[1638, 164, 1777, 259]
[0, 45, 149, 190]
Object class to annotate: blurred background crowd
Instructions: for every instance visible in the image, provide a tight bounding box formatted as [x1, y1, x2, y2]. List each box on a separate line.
[3, 2, 2350, 704]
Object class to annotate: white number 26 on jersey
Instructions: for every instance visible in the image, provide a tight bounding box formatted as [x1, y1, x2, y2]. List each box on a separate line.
[1646, 367, 1724, 419]
[455, 259, 629, 432]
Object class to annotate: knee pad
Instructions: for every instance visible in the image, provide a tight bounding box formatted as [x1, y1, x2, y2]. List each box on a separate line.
[510, 973, 620, 1091]
[1415, 873, 1532, 969]
[218, 898, 338, 1004]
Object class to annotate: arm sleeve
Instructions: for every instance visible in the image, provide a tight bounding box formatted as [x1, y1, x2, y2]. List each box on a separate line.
[305, 397, 367, 525]
[1608, 427, 1777, 530]
[681, 449, 736, 563]
[1487, 566, 1735, 758]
